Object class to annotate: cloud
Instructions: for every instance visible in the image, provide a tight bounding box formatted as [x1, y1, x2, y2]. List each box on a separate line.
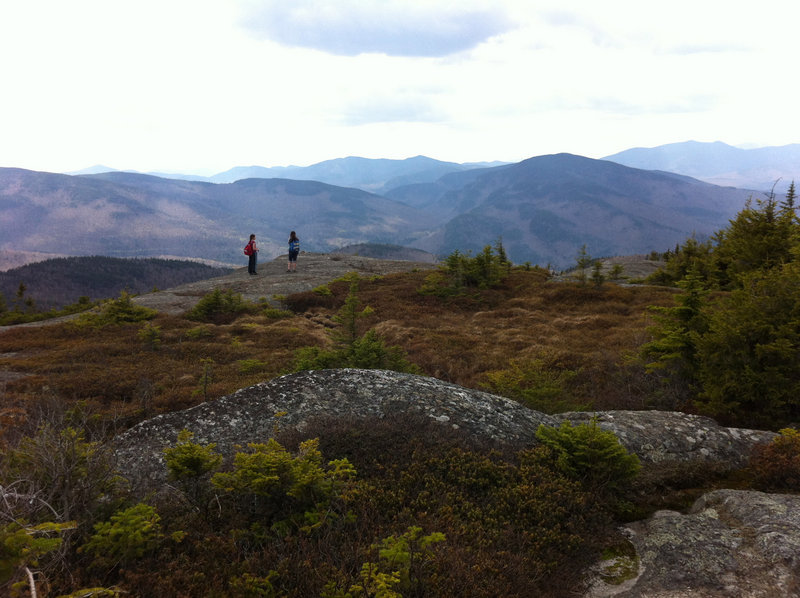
[340, 95, 446, 125]
[238, 0, 514, 57]
[585, 94, 720, 115]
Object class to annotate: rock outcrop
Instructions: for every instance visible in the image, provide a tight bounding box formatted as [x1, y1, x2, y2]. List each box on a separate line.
[590, 490, 800, 597]
[555, 411, 775, 469]
[111, 369, 794, 597]
[114, 369, 774, 488]
[112, 369, 559, 489]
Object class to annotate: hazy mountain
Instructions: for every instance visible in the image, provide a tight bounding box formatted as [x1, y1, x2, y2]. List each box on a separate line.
[209, 155, 500, 193]
[69, 156, 504, 194]
[2, 153, 760, 269]
[603, 141, 800, 192]
[395, 153, 751, 267]
[0, 167, 429, 265]
[67, 164, 118, 176]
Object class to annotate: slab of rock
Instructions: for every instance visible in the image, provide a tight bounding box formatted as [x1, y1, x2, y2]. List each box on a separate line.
[555, 411, 776, 467]
[112, 369, 558, 490]
[589, 489, 800, 597]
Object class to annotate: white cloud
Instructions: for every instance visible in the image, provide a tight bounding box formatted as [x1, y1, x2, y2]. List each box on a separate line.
[237, 0, 515, 57]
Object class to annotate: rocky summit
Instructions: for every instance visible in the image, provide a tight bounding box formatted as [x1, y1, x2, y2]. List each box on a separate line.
[113, 369, 793, 597]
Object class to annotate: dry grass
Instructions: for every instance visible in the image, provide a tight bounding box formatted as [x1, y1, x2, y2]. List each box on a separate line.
[0, 269, 678, 437]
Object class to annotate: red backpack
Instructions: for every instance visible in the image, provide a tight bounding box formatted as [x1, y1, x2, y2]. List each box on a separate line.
[244, 241, 254, 256]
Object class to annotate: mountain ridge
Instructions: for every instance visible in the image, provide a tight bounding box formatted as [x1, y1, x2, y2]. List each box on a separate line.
[2, 151, 766, 269]
[604, 140, 800, 192]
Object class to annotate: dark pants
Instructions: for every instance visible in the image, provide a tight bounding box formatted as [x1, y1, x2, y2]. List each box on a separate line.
[248, 253, 257, 274]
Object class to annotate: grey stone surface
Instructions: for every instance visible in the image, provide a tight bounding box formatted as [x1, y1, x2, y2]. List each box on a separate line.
[112, 368, 558, 489]
[589, 490, 800, 598]
[555, 410, 776, 467]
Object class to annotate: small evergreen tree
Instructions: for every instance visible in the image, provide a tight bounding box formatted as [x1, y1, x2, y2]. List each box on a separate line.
[591, 260, 605, 287]
[781, 180, 796, 214]
[645, 237, 715, 287]
[574, 245, 593, 285]
[641, 266, 709, 394]
[293, 276, 418, 373]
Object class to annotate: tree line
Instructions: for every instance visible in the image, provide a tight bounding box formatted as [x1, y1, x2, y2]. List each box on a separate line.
[642, 182, 799, 427]
[0, 256, 231, 314]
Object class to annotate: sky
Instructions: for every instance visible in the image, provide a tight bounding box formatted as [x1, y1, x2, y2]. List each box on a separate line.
[1, 0, 798, 175]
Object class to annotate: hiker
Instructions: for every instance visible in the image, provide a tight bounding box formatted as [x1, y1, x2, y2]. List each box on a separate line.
[245, 234, 258, 275]
[287, 231, 300, 272]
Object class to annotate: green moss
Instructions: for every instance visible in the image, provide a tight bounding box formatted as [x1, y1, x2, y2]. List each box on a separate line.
[598, 540, 639, 585]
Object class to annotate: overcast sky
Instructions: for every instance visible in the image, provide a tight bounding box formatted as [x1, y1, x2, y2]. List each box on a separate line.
[2, 0, 798, 175]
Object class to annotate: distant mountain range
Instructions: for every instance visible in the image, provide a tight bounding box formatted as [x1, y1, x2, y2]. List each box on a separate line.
[2, 149, 765, 269]
[603, 140, 800, 193]
[70, 141, 800, 197]
[71, 155, 507, 195]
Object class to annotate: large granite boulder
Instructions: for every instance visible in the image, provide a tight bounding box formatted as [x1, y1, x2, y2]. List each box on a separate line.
[113, 369, 778, 490]
[112, 369, 558, 489]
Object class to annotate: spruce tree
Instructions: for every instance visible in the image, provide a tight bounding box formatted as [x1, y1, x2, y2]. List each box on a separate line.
[781, 180, 797, 217]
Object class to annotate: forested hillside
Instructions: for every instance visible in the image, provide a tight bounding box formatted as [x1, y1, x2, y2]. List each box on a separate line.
[0, 256, 232, 310]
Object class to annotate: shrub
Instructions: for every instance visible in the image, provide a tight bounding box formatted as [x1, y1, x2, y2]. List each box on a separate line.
[292, 277, 419, 374]
[749, 428, 800, 491]
[81, 503, 164, 566]
[419, 245, 510, 295]
[263, 307, 292, 320]
[185, 288, 252, 323]
[1, 424, 119, 523]
[293, 329, 419, 373]
[211, 437, 356, 532]
[184, 325, 213, 339]
[535, 420, 640, 495]
[238, 358, 269, 374]
[75, 291, 157, 326]
[481, 353, 581, 413]
[323, 526, 445, 598]
[163, 429, 222, 482]
[138, 322, 161, 350]
[0, 520, 75, 591]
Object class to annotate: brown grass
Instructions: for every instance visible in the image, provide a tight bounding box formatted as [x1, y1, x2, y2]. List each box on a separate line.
[0, 270, 677, 437]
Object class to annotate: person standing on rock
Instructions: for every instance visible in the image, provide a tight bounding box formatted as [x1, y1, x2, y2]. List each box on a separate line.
[287, 231, 300, 272]
[246, 234, 258, 275]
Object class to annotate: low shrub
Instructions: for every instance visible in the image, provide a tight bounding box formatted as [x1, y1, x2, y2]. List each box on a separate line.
[75, 291, 157, 327]
[481, 352, 582, 413]
[535, 420, 641, 496]
[418, 245, 511, 296]
[81, 503, 164, 567]
[185, 289, 253, 323]
[748, 428, 800, 491]
[263, 307, 292, 320]
[237, 358, 270, 374]
[211, 437, 356, 532]
[163, 429, 222, 482]
[293, 329, 419, 373]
